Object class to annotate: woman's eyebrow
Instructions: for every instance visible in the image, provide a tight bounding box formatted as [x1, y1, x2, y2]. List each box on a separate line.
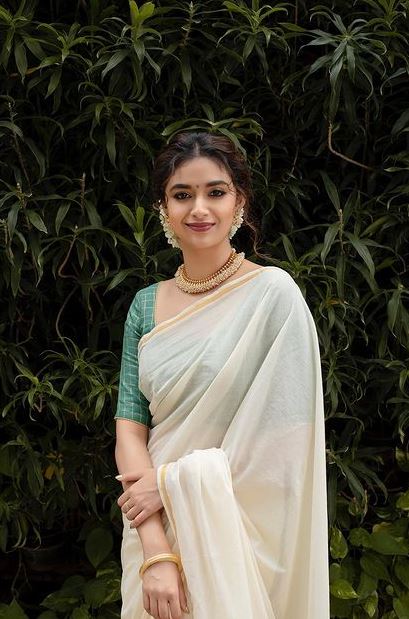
[169, 180, 229, 191]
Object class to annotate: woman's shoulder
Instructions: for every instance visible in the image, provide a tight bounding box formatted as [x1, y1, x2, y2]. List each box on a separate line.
[258, 266, 304, 301]
[127, 281, 159, 321]
[259, 265, 298, 285]
[135, 281, 160, 299]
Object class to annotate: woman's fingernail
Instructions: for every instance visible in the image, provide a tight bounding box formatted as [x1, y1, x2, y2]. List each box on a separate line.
[115, 474, 123, 480]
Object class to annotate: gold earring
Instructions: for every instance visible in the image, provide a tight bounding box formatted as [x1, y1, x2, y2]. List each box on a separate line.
[158, 202, 180, 249]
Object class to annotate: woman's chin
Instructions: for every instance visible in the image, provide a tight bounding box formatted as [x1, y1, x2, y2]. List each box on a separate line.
[178, 231, 233, 252]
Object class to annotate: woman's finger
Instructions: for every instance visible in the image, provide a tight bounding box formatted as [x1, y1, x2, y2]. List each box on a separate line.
[168, 595, 182, 619]
[117, 490, 129, 507]
[115, 468, 152, 483]
[158, 598, 171, 619]
[143, 590, 151, 616]
[124, 504, 141, 520]
[149, 597, 159, 618]
[129, 509, 149, 528]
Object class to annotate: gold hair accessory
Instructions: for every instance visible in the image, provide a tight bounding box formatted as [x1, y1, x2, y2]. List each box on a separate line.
[139, 552, 183, 578]
[175, 248, 245, 294]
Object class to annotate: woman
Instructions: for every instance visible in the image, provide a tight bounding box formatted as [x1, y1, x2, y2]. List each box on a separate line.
[114, 132, 329, 619]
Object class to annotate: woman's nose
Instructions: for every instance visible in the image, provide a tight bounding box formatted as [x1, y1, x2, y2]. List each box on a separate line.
[190, 195, 210, 215]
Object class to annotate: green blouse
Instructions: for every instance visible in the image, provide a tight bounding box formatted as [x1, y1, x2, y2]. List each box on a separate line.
[114, 283, 159, 427]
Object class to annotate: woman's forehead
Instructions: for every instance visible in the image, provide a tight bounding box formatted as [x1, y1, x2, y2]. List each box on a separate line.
[166, 157, 232, 188]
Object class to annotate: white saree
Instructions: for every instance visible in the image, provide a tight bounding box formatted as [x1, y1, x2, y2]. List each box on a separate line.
[120, 266, 329, 619]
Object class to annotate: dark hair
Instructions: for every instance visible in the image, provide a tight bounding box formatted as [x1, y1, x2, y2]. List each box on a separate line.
[151, 132, 264, 258]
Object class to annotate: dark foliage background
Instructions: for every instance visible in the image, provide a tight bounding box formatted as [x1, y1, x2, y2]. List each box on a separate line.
[0, 0, 408, 617]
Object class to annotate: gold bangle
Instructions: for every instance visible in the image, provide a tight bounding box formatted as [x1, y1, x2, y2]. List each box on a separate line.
[139, 553, 182, 578]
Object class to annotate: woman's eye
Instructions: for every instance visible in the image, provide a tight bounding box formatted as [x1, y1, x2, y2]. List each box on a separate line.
[173, 190, 225, 200]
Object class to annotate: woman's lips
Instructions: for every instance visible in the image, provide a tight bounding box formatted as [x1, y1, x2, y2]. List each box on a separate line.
[186, 223, 215, 232]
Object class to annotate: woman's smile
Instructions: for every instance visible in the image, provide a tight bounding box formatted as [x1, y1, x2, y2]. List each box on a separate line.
[185, 222, 215, 232]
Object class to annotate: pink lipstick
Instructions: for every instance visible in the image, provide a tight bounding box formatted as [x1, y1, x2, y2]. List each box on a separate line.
[186, 223, 215, 232]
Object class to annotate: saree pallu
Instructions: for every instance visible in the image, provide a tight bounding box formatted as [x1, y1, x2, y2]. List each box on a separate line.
[120, 266, 329, 619]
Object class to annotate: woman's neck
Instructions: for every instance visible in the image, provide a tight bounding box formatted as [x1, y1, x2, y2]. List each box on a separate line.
[180, 243, 234, 280]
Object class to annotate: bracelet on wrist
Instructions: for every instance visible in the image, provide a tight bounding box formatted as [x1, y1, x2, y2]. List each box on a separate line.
[139, 552, 182, 578]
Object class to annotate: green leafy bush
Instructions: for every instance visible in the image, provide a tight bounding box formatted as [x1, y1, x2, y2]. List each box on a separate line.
[0, 0, 408, 617]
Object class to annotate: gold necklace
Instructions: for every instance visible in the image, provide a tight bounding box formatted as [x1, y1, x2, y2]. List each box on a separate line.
[175, 248, 245, 294]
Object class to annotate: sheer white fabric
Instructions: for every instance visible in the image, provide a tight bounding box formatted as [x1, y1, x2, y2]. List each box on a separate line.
[120, 267, 329, 619]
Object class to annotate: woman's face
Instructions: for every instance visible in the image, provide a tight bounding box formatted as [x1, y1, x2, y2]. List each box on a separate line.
[163, 156, 245, 250]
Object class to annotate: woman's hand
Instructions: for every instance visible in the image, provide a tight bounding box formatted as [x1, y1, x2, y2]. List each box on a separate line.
[117, 468, 163, 528]
[142, 561, 189, 619]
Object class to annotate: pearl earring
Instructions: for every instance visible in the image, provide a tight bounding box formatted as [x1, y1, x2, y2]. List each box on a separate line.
[158, 203, 180, 249]
[229, 205, 244, 239]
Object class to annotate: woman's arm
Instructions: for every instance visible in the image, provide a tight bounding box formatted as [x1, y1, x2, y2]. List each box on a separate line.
[115, 418, 171, 557]
[115, 419, 189, 618]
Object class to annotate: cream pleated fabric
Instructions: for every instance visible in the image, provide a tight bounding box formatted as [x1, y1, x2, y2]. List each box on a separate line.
[120, 266, 329, 619]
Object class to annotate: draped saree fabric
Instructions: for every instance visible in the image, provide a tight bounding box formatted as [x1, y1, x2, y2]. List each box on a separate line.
[120, 266, 329, 619]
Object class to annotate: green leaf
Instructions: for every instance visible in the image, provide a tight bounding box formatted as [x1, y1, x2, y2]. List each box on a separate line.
[0, 121, 24, 138]
[243, 35, 256, 61]
[281, 22, 306, 32]
[83, 580, 107, 608]
[135, 206, 145, 232]
[41, 594, 78, 613]
[370, 530, 409, 555]
[388, 289, 402, 335]
[395, 559, 409, 589]
[101, 50, 129, 80]
[361, 552, 390, 581]
[330, 527, 348, 559]
[349, 528, 371, 548]
[329, 563, 342, 583]
[84, 201, 102, 227]
[26, 210, 48, 233]
[105, 121, 116, 166]
[363, 592, 378, 618]
[345, 233, 375, 278]
[71, 606, 91, 619]
[392, 109, 409, 135]
[330, 579, 359, 599]
[129, 0, 139, 26]
[321, 223, 339, 264]
[280, 233, 296, 262]
[46, 68, 62, 98]
[116, 202, 136, 229]
[14, 41, 27, 79]
[394, 594, 409, 619]
[7, 203, 20, 237]
[139, 2, 155, 21]
[396, 490, 409, 510]
[55, 203, 70, 235]
[25, 138, 46, 178]
[396, 449, 409, 472]
[357, 571, 377, 598]
[320, 171, 340, 213]
[60, 575, 86, 597]
[85, 528, 113, 568]
[1, 600, 29, 619]
[105, 268, 137, 292]
[180, 49, 192, 93]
